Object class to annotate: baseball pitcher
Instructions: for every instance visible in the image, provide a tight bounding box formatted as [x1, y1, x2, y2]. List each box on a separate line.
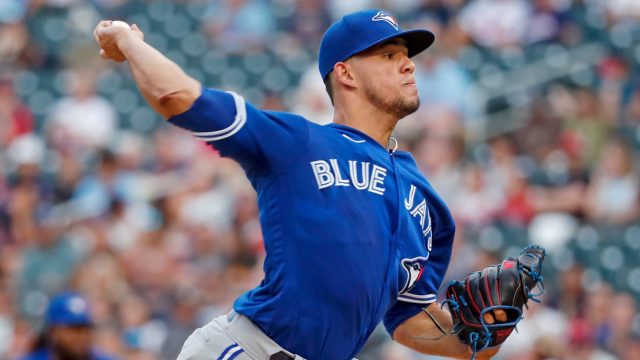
[94, 9, 544, 360]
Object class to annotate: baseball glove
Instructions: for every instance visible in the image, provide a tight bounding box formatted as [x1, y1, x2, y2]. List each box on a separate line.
[444, 245, 546, 358]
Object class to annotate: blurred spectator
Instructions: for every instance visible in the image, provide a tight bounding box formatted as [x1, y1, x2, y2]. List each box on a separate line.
[552, 264, 587, 320]
[120, 228, 179, 303]
[484, 135, 521, 192]
[458, 0, 531, 49]
[90, 0, 130, 19]
[35, 0, 80, 9]
[160, 289, 200, 359]
[601, 0, 640, 22]
[20, 291, 119, 360]
[0, 288, 14, 357]
[564, 318, 618, 360]
[46, 68, 117, 151]
[17, 229, 85, 319]
[0, 1, 28, 24]
[562, 87, 611, 168]
[203, 0, 275, 53]
[518, 100, 589, 216]
[291, 64, 333, 125]
[70, 150, 134, 220]
[621, 86, 640, 147]
[414, 45, 474, 119]
[584, 284, 616, 349]
[498, 301, 569, 359]
[0, 77, 34, 148]
[496, 161, 536, 225]
[0, 23, 40, 69]
[280, 0, 331, 48]
[327, 0, 374, 19]
[524, 0, 572, 45]
[527, 141, 588, 215]
[514, 99, 562, 164]
[417, 0, 468, 25]
[450, 162, 503, 227]
[597, 57, 632, 123]
[413, 108, 465, 203]
[118, 293, 166, 357]
[50, 149, 84, 204]
[584, 137, 640, 224]
[5, 135, 49, 246]
[621, 338, 640, 360]
[607, 293, 638, 356]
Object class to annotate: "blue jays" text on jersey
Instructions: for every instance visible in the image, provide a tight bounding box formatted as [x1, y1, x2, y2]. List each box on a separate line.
[169, 88, 455, 360]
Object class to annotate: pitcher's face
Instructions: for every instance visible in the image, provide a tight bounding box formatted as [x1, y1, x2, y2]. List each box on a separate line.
[351, 40, 419, 119]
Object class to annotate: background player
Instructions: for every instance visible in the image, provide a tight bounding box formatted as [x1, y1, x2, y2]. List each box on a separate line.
[20, 292, 118, 360]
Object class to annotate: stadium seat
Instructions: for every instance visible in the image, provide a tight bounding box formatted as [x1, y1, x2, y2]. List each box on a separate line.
[626, 267, 640, 295]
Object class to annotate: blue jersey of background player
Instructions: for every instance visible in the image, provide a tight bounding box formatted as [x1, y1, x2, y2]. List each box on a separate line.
[95, 8, 500, 360]
[21, 292, 119, 360]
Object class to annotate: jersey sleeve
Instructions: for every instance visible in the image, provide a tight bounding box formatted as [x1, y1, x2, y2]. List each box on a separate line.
[383, 226, 455, 337]
[403, 224, 455, 301]
[383, 299, 423, 338]
[167, 88, 310, 175]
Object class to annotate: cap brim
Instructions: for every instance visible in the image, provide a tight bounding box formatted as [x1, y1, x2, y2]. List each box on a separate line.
[50, 322, 93, 328]
[48, 316, 93, 327]
[353, 29, 435, 59]
[397, 29, 436, 58]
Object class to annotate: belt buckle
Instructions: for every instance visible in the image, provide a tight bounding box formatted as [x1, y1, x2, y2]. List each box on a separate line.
[269, 351, 293, 360]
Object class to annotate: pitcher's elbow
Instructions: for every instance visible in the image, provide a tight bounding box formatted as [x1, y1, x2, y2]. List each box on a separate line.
[156, 81, 201, 117]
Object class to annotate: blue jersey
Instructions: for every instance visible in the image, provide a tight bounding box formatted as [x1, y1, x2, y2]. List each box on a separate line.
[169, 89, 455, 360]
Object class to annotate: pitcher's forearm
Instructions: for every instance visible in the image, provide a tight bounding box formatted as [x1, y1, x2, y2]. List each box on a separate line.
[395, 322, 470, 358]
[116, 31, 200, 118]
[394, 305, 499, 360]
[397, 329, 497, 359]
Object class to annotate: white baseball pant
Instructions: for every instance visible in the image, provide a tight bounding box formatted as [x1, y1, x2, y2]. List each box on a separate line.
[176, 311, 305, 360]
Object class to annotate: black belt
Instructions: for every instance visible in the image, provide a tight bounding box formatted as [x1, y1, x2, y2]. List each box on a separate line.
[269, 351, 294, 360]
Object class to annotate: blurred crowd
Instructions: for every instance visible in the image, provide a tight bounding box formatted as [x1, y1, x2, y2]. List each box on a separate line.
[1, 0, 640, 359]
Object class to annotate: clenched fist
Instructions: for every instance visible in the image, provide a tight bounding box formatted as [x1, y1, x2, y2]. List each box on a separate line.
[93, 20, 144, 62]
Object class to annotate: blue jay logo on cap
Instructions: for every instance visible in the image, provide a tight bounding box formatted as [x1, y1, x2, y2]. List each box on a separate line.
[68, 297, 88, 314]
[372, 11, 399, 30]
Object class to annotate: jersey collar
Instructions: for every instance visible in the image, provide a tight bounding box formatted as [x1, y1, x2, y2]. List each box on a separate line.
[326, 123, 399, 154]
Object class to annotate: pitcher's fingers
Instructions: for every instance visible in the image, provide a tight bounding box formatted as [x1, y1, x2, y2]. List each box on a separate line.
[99, 49, 108, 59]
[95, 20, 113, 38]
[93, 23, 104, 42]
[483, 312, 495, 325]
[131, 24, 144, 39]
[494, 309, 507, 322]
[96, 20, 112, 32]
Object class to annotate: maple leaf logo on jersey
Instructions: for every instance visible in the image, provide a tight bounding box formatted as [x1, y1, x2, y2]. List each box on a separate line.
[399, 256, 429, 294]
[372, 11, 399, 30]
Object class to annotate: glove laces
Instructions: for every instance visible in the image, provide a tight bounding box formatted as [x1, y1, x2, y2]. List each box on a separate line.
[520, 266, 545, 305]
[469, 332, 480, 360]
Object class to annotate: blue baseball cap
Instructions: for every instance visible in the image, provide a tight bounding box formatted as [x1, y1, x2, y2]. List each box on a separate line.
[318, 9, 435, 79]
[46, 292, 93, 327]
